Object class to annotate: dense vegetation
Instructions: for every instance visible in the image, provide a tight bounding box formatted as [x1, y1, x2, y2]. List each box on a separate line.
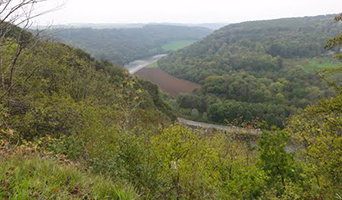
[159, 14, 342, 127]
[0, 153, 138, 199]
[1, 2, 341, 198]
[49, 25, 212, 65]
[0, 23, 176, 198]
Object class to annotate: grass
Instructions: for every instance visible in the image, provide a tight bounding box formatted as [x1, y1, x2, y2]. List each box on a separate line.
[162, 40, 196, 51]
[146, 61, 159, 68]
[302, 57, 342, 72]
[0, 153, 138, 199]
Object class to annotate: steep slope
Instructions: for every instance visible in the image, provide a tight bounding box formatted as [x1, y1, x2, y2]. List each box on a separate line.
[0, 25, 177, 199]
[0, 35, 174, 141]
[158, 14, 342, 126]
[49, 25, 212, 65]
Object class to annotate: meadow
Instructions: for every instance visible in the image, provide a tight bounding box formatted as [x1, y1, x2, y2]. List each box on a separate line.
[162, 40, 196, 51]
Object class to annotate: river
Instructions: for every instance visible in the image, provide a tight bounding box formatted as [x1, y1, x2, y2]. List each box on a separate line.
[124, 54, 167, 74]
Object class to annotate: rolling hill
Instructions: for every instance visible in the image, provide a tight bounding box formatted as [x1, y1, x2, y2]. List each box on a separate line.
[158, 14, 342, 126]
[48, 25, 212, 65]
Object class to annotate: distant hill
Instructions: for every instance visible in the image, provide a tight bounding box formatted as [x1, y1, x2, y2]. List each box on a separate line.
[148, 23, 228, 30]
[160, 14, 342, 82]
[41, 23, 146, 29]
[45, 25, 213, 65]
[189, 23, 228, 30]
[158, 14, 342, 127]
[43, 22, 227, 30]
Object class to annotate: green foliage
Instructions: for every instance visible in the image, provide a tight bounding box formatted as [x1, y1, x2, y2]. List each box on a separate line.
[2, 14, 342, 199]
[191, 108, 199, 118]
[151, 124, 264, 199]
[0, 22, 34, 47]
[259, 128, 305, 196]
[206, 99, 291, 127]
[325, 13, 342, 60]
[177, 93, 203, 110]
[37, 120, 272, 199]
[202, 112, 208, 121]
[285, 20, 342, 197]
[0, 25, 181, 198]
[139, 79, 177, 121]
[152, 125, 208, 198]
[160, 15, 341, 82]
[159, 15, 340, 127]
[0, 40, 173, 139]
[287, 93, 342, 198]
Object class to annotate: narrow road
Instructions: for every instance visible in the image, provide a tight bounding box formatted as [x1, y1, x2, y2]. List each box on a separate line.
[178, 118, 262, 136]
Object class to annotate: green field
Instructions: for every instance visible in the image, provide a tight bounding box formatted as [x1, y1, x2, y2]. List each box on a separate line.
[302, 58, 342, 72]
[146, 61, 159, 68]
[162, 40, 196, 51]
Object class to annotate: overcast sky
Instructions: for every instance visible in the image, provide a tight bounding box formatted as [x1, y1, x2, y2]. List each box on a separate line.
[35, 0, 342, 25]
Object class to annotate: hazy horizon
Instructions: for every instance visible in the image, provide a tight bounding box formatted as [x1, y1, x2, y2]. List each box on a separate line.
[34, 0, 342, 26]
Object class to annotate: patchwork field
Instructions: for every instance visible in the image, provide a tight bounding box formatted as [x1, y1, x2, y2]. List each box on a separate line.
[135, 68, 201, 97]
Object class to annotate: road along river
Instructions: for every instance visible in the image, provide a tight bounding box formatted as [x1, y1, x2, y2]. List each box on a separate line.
[178, 118, 262, 136]
[125, 55, 296, 151]
[124, 54, 167, 74]
[178, 118, 297, 152]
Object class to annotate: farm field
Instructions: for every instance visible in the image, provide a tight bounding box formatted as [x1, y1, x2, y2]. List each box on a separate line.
[162, 40, 196, 51]
[135, 68, 201, 97]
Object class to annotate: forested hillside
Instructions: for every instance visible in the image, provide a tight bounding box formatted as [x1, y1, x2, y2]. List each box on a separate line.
[1, 1, 342, 198]
[48, 25, 212, 65]
[0, 21, 176, 198]
[159, 14, 342, 127]
[0, 38, 174, 131]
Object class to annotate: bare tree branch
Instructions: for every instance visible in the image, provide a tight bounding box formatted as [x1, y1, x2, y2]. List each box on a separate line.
[0, 0, 65, 103]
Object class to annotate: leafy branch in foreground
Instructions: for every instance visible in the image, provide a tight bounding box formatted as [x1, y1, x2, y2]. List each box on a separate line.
[325, 13, 342, 59]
